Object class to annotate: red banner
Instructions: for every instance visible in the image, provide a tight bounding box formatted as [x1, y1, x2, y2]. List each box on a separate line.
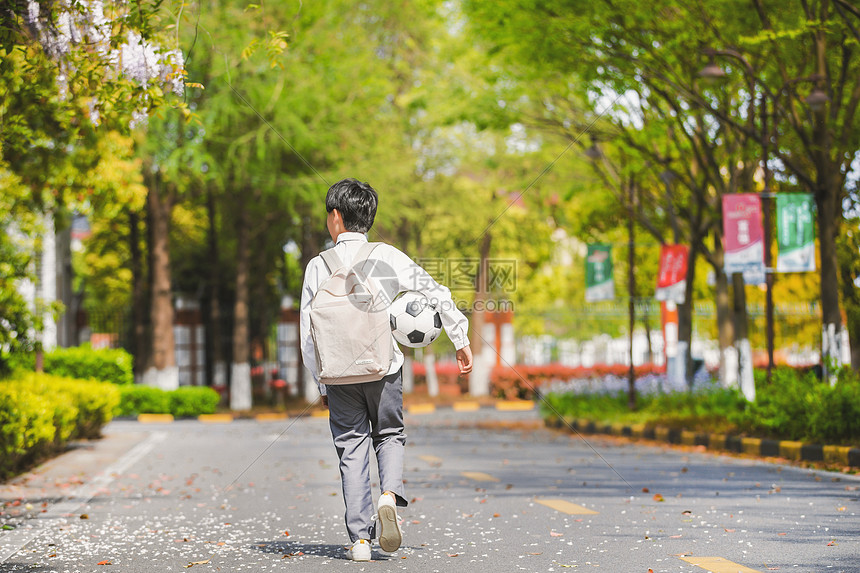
[722, 194, 764, 274]
[655, 244, 688, 303]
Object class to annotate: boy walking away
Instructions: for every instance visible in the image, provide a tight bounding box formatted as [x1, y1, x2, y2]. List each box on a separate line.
[299, 178, 473, 561]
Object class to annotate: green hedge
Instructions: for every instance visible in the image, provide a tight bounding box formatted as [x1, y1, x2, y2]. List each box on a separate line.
[45, 345, 134, 385]
[739, 368, 860, 443]
[540, 367, 860, 446]
[12, 345, 134, 385]
[0, 382, 57, 479]
[117, 385, 170, 416]
[168, 387, 220, 418]
[117, 385, 220, 418]
[0, 373, 120, 480]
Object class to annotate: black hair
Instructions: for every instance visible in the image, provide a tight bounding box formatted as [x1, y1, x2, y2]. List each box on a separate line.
[325, 178, 378, 234]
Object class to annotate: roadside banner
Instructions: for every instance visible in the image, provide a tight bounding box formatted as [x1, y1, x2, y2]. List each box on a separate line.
[655, 244, 688, 303]
[776, 193, 816, 272]
[723, 194, 764, 275]
[585, 244, 614, 302]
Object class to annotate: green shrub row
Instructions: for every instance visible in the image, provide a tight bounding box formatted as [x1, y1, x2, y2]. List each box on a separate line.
[0, 373, 120, 480]
[540, 367, 860, 446]
[116, 385, 220, 418]
[12, 345, 134, 385]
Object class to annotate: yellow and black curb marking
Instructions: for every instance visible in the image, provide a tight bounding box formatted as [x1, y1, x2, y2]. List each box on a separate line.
[545, 416, 860, 468]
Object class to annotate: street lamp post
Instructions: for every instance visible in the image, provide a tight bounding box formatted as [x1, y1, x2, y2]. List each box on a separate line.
[761, 94, 775, 384]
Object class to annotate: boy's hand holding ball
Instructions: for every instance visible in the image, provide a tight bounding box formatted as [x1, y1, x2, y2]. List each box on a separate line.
[456, 346, 473, 374]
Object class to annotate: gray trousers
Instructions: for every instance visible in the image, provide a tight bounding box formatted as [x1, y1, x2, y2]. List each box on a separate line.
[326, 370, 408, 542]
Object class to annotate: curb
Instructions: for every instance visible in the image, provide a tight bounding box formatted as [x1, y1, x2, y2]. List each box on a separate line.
[545, 416, 860, 469]
[131, 401, 537, 424]
[136, 414, 175, 424]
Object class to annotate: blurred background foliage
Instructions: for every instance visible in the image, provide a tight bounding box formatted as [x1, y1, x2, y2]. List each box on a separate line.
[2, 0, 858, 381]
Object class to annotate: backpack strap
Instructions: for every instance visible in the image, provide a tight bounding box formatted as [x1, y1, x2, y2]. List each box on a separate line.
[352, 242, 380, 276]
[320, 242, 380, 275]
[319, 248, 344, 274]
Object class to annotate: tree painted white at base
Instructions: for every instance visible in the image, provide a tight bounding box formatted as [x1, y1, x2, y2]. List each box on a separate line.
[402, 355, 414, 394]
[302, 367, 319, 403]
[667, 341, 688, 389]
[469, 350, 492, 397]
[720, 346, 739, 389]
[40, 212, 57, 350]
[141, 366, 179, 391]
[822, 323, 851, 385]
[18, 213, 58, 351]
[230, 362, 252, 411]
[213, 361, 227, 388]
[737, 338, 755, 402]
[468, 323, 496, 397]
[424, 353, 439, 397]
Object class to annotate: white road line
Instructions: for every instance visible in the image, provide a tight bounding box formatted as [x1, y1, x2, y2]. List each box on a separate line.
[0, 431, 168, 563]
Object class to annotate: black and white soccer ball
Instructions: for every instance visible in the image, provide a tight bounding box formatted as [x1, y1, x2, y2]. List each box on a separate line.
[389, 291, 443, 348]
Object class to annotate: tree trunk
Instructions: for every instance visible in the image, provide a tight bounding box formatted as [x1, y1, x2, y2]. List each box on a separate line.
[39, 211, 57, 352]
[142, 175, 178, 390]
[251, 229, 271, 400]
[642, 307, 654, 364]
[677, 242, 697, 389]
[810, 20, 849, 381]
[55, 223, 73, 348]
[205, 188, 225, 391]
[626, 181, 636, 410]
[712, 234, 737, 389]
[402, 352, 414, 394]
[230, 201, 252, 410]
[732, 273, 755, 401]
[129, 208, 148, 378]
[838, 236, 860, 371]
[424, 346, 439, 397]
[817, 174, 848, 382]
[469, 230, 492, 397]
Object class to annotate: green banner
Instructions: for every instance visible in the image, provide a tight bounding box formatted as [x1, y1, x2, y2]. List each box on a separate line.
[585, 244, 614, 302]
[776, 194, 815, 272]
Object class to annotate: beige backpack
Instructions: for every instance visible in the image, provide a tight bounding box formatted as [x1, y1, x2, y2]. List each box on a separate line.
[309, 243, 394, 385]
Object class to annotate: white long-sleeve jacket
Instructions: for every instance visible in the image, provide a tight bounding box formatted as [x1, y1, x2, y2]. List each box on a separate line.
[300, 232, 470, 396]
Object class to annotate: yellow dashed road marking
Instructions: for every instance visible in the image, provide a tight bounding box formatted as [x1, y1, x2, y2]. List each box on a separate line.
[311, 410, 330, 418]
[461, 471, 500, 482]
[680, 556, 762, 573]
[408, 403, 436, 414]
[419, 455, 443, 466]
[453, 402, 480, 412]
[535, 498, 598, 515]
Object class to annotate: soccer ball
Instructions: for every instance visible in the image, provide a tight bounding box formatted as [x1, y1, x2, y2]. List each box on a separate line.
[389, 291, 443, 348]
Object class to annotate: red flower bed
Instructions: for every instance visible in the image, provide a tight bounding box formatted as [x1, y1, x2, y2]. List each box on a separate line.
[411, 362, 666, 399]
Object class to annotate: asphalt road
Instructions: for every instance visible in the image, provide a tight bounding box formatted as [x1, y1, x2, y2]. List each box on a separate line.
[1, 406, 858, 572]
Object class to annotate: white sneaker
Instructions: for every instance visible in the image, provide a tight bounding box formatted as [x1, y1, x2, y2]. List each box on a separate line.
[376, 492, 402, 552]
[346, 539, 371, 561]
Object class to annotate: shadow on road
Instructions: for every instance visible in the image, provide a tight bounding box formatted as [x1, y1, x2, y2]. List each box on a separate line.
[251, 540, 413, 561]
